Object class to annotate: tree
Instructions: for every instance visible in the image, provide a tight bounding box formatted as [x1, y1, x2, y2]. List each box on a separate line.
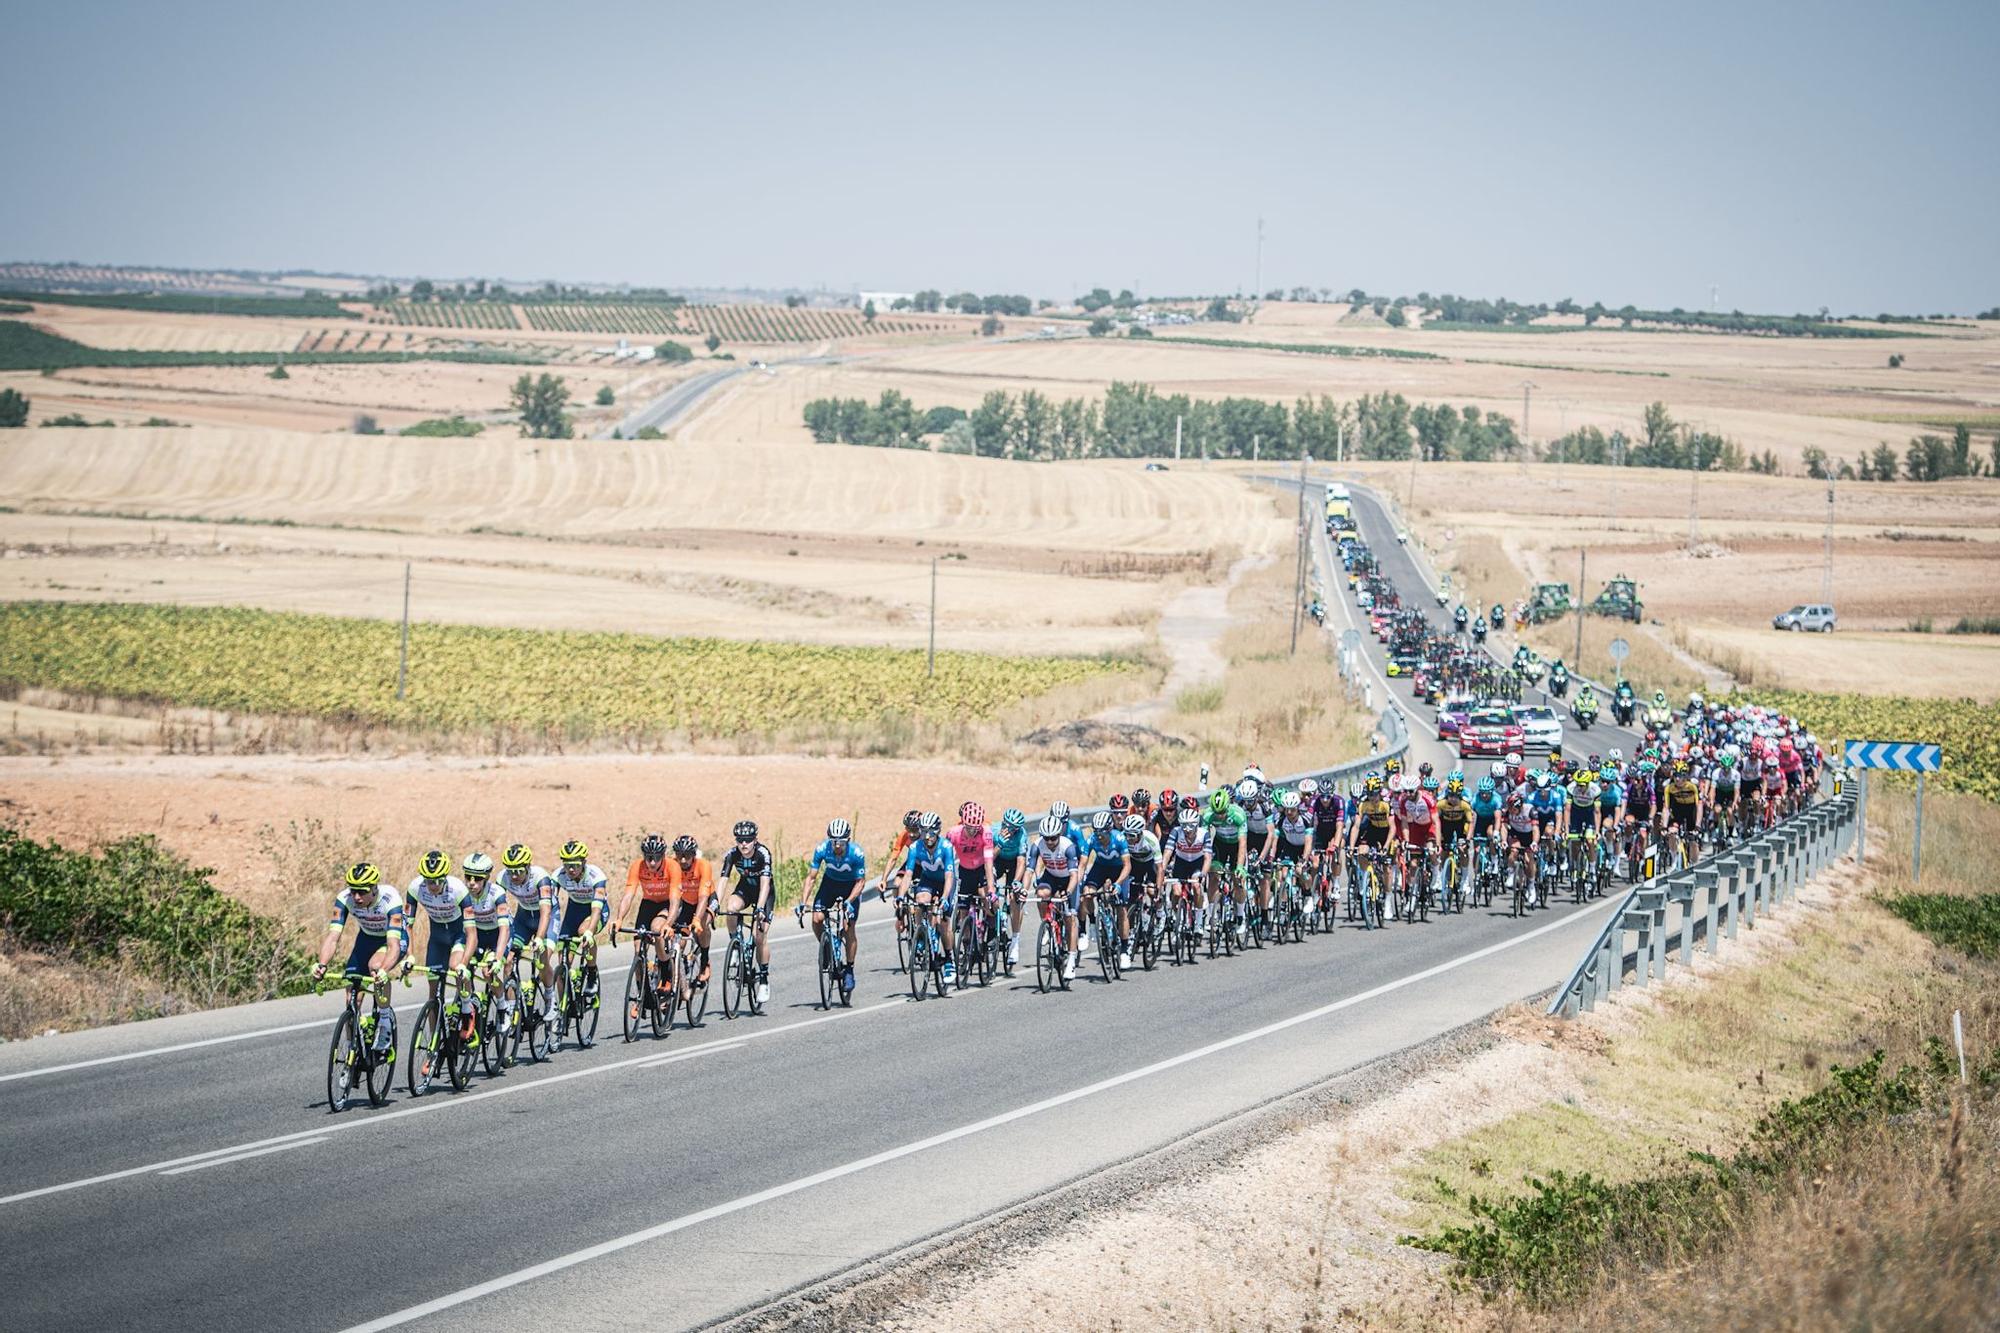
[595, 385, 615, 406]
[704, 333, 721, 353]
[352, 413, 382, 435]
[1869, 441, 1899, 481]
[0, 387, 27, 427]
[1384, 304, 1407, 328]
[969, 390, 1016, 457]
[1128, 324, 1153, 339]
[1113, 289, 1137, 310]
[862, 300, 877, 324]
[1801, 445, 1830, 479]
[1888, 353, 1905, 368]
[1951, 423, 1976, 477]
[912, 290, 942, 313]
[785, 295, 805, 308]
[1088, 316, 1113, 337]
[920, 405, 967, 435]
[410, 279, 434, 301]
[938, 420, 976, 455]
[1203, 296, 1235, 322]
[1991, 433, 2000, 478]
[1080, 287, 1113, 312]
[980, 314, 1003, 336]
[946, 292, 981, 313]
[510, 373, 572, 439]
[655, 340, 693, 363]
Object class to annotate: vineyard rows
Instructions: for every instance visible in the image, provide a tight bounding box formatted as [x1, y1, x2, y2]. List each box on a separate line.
[516, 303, 960, 342]
[0, 603, 1125, 741]
[378, 302, 524, 331]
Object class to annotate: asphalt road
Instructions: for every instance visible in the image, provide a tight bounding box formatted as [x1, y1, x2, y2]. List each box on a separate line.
[0, 486, 1639, 1333]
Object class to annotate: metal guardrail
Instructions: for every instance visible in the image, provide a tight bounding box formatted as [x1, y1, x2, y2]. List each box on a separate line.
[1546, 785, 1861, 1018]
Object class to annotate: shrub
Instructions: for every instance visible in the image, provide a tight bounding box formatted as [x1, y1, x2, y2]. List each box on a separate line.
[399, 416, 483, 438]
[352, 413, 382, 435]
[0, 386, 27, 427]
[595, 384, 615, 406]
[41, 413, 112, 427]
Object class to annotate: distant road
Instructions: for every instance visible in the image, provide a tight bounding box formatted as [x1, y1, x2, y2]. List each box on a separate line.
[596, 366, 743, 440]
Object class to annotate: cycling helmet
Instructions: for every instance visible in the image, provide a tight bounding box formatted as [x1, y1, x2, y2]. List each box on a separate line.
[1363, 775, 1383, 794]
[1050, 800, 1071, 821]
[1672, 759, 1690, 775]
[1179, 793, 1200, 812]
[1107, 793, 1130, 815]
[1689, 692, 1704, 708]
[1420, 776, 1440, 793]
[1476, 777, 1496, 795]
[1234, 779, 1259, 802]
[345, 862, 382, 890]
[1039, 815, 1064, 838]
[1242, 764, 1266, 786]
[1384, 757, 1402, 775]
[1089, 811, 1113, 833]
[420, 849, 450, 880]
[1575, 770, 1596, 785]
[501, 843, 533, 869]
[1177, 807, 1200, 826]
[903, 810, 923, 833]
[1505, 752, 1522, 768]
[1279, 789, 1302, 810]
[1446, 775, 1466, 793]
[1122, 814, 1146, 838]
[1534, 773, 1551, 790]
[917, 812, 943, 835]
[1653, 690, 1667, 706]
[825, 819, 852, 841]
[1298, 778, 1319, 797]
[1131, 787, 1153, 810]
[558, 839, 588, 862]
[732, 820, 759, 842]
[462, 851, 494, 878]
[1608, 747, 1623, 763]
[1158, 788, 1178, 810]
[1418, 761, 1434, 778]
[958, 801, 985, 826]
[1001, 807, 1026, 830]
[1447, 769, 1464, 785]
[672, 834, 699, 857]
[1490, 760, 1507, 778]
[1719, 752, 1737, 769]
[640, 833, 668, 860]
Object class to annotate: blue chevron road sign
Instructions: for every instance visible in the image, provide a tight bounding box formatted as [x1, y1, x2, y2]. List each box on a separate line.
[1843, 740, 1943, 771]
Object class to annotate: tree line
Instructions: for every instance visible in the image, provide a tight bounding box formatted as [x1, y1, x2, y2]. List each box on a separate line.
[887, 291, 1037, 317]
[1804, 424, 1998, 482]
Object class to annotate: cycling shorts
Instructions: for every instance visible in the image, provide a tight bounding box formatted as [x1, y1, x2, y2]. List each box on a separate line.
[423, 919, 466, 971]
[993, 854, 1021, 885]
[1670, 803, 1698, 831]
[1311, 821, 1340, 851]
[1626, 801, 1653, 822]
[1034, 872, 1077, 913]
[344, 931, 397, 975]
[1403, 823, 1437, 847]
[1784, 768, 1803, 790]
[910, 875, 954, 914]
[813, 879, 859, 916]
[509, 906, 546, 948]
[1713, 784, 1738, 806]
[1276, 836, 1311, 864]
[1355, 823, 1390, 849]
[1440, 825, 1467, 850]
[1472, 814, 1498, 841]
[559, 898, 604, 941]
[1507, 825, 1537, 849]
[958, 864, 989, 897]
[635, 897, 674, 933]
[1168, 855, 1208, 883]
[473, 925, 503, 959]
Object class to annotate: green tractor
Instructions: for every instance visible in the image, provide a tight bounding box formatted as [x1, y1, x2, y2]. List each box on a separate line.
[1524, 581, 1573, 626]
[1588, 575, 1643, 623]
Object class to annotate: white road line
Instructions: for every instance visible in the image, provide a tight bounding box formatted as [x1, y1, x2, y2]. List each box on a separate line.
[631, 1040, 744, 1070]
[0, 918, 895, 1086]
[158, 1137, 329, 1176]
[335, 897, 1619, 1332]
[0, 976, 935, 1209]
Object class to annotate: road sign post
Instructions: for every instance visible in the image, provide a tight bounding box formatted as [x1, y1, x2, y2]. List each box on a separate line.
[1607, 635, 1629, 682]
[1843, 740, 1943, 876]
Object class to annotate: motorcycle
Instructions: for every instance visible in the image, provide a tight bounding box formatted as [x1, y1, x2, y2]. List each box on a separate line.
[1489, 605, 1505, 630]
[1643, 703, 1673, 731]
[1470, 618, 1488, 644]
[1548, 667, 1570, 700]
[1571, 698, 1598, 730]
[1612, 690, 1637, 726]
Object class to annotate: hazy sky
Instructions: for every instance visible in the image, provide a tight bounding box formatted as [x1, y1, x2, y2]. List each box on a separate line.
[4, 1, 1995, 312]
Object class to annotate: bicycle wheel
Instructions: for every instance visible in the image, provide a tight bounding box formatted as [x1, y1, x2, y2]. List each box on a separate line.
[686, 957, 709, 1026]
[408, 1000, 443, 1098]
[365, 1007, 396, 1106]
[907, 930, 928, 1001]
[445, 1005, 475, 1093]
[894, 900, 909, 973]
[478, 989, 503, 1078]
[623, 961, 647, 1042]
[573, 962, 600, 1048]
[1035, 919, 1057, 993]
[818, 937, 836, 1010]
[929, 930, 948, 997]
[722, 938, 747, 1019]
[327, 1010, 361, 1113]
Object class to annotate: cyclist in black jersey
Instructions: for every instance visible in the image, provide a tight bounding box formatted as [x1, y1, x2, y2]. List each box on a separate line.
[719, 821, 774, 1005]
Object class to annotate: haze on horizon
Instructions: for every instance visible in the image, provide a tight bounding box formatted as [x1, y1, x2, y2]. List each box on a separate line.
[2, 0, 1994, 314]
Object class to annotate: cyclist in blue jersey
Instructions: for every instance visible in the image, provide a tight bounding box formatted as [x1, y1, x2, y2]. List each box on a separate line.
[892, 812, 960, 987]
[1078, 811, 1132, 970]
[804, 819, 867, 995]
[993, 808, 1030, 966]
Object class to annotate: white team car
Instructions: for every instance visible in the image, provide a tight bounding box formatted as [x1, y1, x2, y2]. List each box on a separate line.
[1514, 703, 1564, 753]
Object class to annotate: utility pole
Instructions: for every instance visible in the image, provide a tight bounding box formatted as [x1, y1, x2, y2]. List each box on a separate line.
[1290, 444, 1309, 653]
[927, 556, 938, 678]
[1336, 419, 1344, 466]
[1174, 414, 1182, 462]
[1822, 475, 1836, 605]
[396, 562, 411, 701]
[1406, 436, 1419, 510]
[1688, 430, 1702, 551]
[1252, 433, 1259, 464]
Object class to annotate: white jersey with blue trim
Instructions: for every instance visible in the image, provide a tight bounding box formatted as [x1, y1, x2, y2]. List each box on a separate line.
[553, 862, 609, 905]
[501, 865, 554, 913]
[465, 880, 510, 930]
[332, 885, 407, 937]
[407, 876, 471, 924]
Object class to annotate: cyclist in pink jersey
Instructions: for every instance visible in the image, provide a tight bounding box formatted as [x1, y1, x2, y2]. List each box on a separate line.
[948, 802, 998, 945]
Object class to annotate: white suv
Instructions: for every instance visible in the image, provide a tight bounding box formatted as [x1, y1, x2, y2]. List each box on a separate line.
[1773, 604, 1837, 632]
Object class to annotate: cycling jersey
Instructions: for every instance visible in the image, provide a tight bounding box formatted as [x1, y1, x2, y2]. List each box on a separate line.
[946, 823, 994, 870]
[1597, 780, 1624, 812]
[464, 880, 510, 934]
[501, 865, 554, 914]
[1081, 832, 1128, 868]
[1469, 791, 1504, 828]
[626, 857, 676, 904]
[330, 886, 408, 939]
[553, 863, 609, 906]
[1355, 797, 1394, 830]
[812, 839, 867, 885]
[407, 876, 471, 924]
[1030, 835, 1081, 878]
[1530, 788, 1565, 823]
[1667, 778, 1701, 806]
[1165, 823, 1211, 861]
[1126, 830, 1161, 865]
[1242, 799, 1275, 838]
[719, 842, 773, 897]
[903, 837, 959, 889]
[1436, 796, 1474, 828]
[1502, 793, 1537, 833]
[667, 856, 716, 905]
[991, 824, 1029, 860]
[1276, 808, 1315, 847]
[1397, 792, 1436, 829]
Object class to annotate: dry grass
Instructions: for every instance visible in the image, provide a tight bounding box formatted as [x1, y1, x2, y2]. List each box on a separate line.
[1676, 621, 2000, 700]
[0, 936, 185, 1039]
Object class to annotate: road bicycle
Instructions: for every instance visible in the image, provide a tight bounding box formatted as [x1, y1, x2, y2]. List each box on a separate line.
[319, 968, 397, 1112]
[1090, 887, 1123, 983]
[403, 963, 479, 1096]
[1128, 881, 1166, 971]
[1347, 847, 1389, 931]
[501, 938, 555, 1066]
[1269, 858, 1307, 943]
[551, 933, 602, 1051]
[661, 923, 711, 1028]
[1400, 843, 1437, 924]
[717, 905, 769, 1018]
[1437, 837, 1468, 914]
[1470, 835, 1501, 909]
[1033, 886, 1073, 993]
[613, 923, 670, 1041]
[797, 897, 854, 1010]
[1163, 876, 1201, 966]
[905, 896, 947, 1001]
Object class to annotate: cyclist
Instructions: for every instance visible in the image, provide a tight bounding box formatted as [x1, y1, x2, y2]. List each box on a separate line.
[992, 808, 1030, 966]
[880, 810, 922, 942]
[1030, 814, 1084, 981]
[803, 819, 867, 996]
[404, 850, 473, 1026]
[1308, 777, 1345, 897]
[1436, 775, 1474, 902]
[893, 812, 959, 987]
[1272, 788, 1315, 917]
[1163, 806, 1213, 936]
[1238, 779, 1277, 939]
[552, 839, 609, 1005]
[1150, 788, 1181, 844]
[314, 863, 408, 1048]
[718, 821, 775, 1006]
[1077, 811, 1132, 970]
[1665, 760, 1703, 863]
[664, 835, 716, 984]
[460, 851, 507, 1034]
[1400, 775, 1441, 910]
[1202, 786, 1248, 937]
[947, 802, 997, 970]
[1123, 813, 1163, 947]
[613, 833, 678, 991]
[499, 843, 556, 1018]
[1345, 774, 1396, 915]
[1594, 763, 1627, 874]
[1499, 776, 1540, 900]
[1711, 749, 1740, 841]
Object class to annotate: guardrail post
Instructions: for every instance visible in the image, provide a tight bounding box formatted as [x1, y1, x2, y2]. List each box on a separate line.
[1592, 929, 1617, 1006]
[1721, 858, 1743, 941]
[1664, 877, 1696, 964]
[1695, 869, 1720, 955]
[1634, 887, 1667, 981]
[1741, 849, 1764, 928]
